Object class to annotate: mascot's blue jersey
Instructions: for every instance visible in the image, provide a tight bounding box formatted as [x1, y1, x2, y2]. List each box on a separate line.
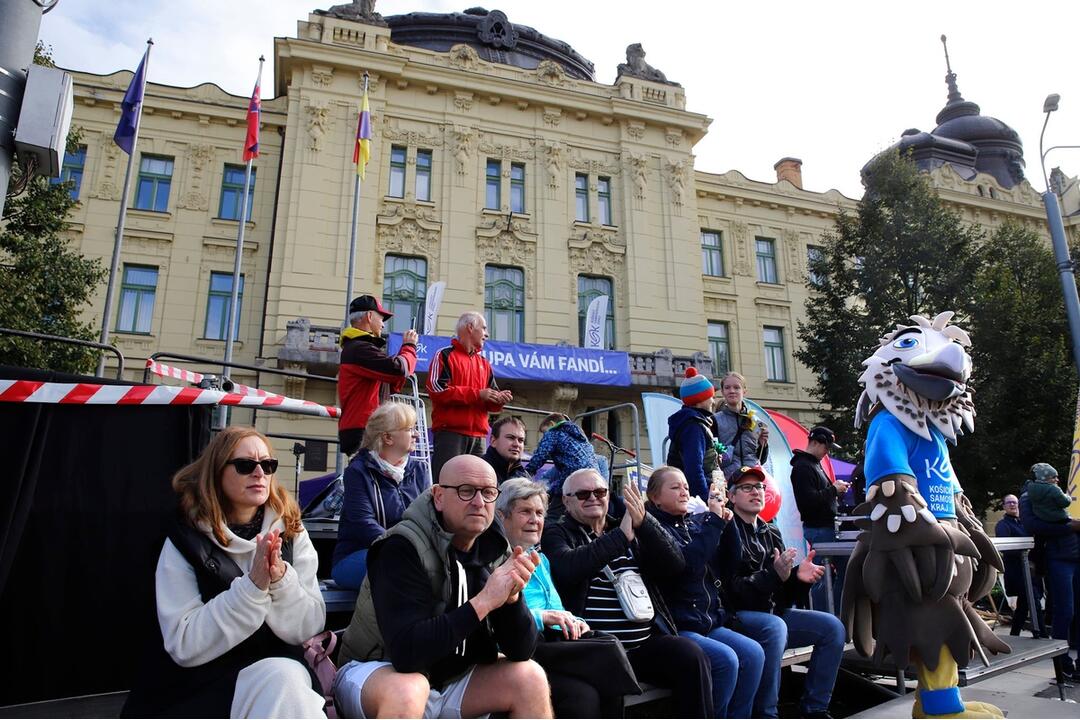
[864, 412, 963, 519]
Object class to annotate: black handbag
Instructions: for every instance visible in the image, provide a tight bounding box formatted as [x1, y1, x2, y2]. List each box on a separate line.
[532, 630, 642, 697]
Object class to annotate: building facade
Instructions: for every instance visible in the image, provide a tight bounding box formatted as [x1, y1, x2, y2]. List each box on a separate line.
[54, 5, 1079, 482]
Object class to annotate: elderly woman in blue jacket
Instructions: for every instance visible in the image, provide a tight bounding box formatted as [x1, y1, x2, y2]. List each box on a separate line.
[496, 478, 636, 718]
[647, 466, 763, 718]
[331, 401, 430, 589]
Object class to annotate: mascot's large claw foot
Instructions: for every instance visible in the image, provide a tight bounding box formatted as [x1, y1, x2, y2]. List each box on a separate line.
[910, 649, 1004, 719]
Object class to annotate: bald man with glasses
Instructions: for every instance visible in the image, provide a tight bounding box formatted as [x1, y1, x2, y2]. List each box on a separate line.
[335, 455, 552, 718]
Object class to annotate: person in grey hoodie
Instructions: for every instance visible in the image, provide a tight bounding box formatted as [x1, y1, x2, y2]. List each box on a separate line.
[714, 372, 769, 481]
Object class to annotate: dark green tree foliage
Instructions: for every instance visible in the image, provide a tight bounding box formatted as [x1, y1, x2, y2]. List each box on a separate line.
[0, 44, 104, 373]
[796, 151, 984, 453]
[950, 220, 1078, 514]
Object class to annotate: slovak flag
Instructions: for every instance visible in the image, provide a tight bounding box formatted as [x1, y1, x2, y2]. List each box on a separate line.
[243, 79, 261, 162]
[353, 89, 371, 179]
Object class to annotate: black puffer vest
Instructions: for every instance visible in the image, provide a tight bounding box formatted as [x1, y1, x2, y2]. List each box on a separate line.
[121, 521, 314, 718]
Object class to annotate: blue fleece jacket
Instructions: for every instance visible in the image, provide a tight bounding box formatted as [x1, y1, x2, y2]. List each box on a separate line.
[332, 448, 430, 566]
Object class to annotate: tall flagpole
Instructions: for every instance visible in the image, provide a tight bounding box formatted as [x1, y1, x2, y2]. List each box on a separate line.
[344, 71, 370, 329]
[222, 55, 264, 425]
[98, 38, 152, 377]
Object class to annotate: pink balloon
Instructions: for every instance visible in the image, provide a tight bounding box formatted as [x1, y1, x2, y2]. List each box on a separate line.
[759, 469, 782, 522]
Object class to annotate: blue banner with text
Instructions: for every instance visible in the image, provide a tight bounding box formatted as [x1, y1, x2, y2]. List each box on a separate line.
[387, 334, 631, 387]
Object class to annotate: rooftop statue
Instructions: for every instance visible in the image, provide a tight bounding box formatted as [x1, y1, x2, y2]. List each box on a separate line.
[616, 43, 679, 87]
[321, 0, 387, 26]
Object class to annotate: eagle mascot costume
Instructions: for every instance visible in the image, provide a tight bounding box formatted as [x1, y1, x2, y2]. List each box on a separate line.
[842, 312, 1009, 718]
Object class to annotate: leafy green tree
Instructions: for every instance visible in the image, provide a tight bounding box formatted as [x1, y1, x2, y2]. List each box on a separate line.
[796, 151, 984, 452]
[950, 220, 1078, 514]
[0, 43, 104, 373]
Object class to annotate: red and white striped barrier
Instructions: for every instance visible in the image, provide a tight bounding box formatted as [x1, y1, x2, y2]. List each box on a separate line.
[145, 359, 290, 399]
[0, 379, 341, 419]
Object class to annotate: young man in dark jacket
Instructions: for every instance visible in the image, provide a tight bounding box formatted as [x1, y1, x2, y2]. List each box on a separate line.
[995, 493, 1045, 638]
[335, 455, 552, 718]
[726, 466, 845, 719]
[338, 295, 418, 456]
[790, 426, 848, 614]
[542, 468, 713, 718]
[481, 416, 531, 485]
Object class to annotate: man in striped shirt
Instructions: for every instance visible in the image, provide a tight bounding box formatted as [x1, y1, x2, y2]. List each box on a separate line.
[542, 468, 713, 718]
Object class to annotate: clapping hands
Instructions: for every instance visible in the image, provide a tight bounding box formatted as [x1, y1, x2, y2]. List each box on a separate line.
[249, 529, 286, 591]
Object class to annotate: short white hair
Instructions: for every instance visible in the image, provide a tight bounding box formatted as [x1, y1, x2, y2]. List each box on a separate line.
[456, 311, 485, 336]
[563, 468, 606, 496]
[348, 310, 368, 326]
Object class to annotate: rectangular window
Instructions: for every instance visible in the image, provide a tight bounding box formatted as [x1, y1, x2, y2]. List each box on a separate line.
[388, 145, 406, 198]
[415, 149, 432, 202]
[204, 272, 244, 341]
[52, 145, 87, 200]
[485, 159, 501, 210]
[708, 321, 730, 376]
[755, 236, 778, 284]
[115, 264, 157, 334]
[382, 254, 427, 335]
[598, 176, 612, 225]
[574, 173, 589, 222]
[484, 265, 525, 343]
[701, 230, 724, 277]
[807, 245, 825, 287]
[218, 164, 256, 221]
[763, 326, 787, 382]
[577, 275, 615, 350]
[509, 162, 525, 213]
[134, 155, 173, 212]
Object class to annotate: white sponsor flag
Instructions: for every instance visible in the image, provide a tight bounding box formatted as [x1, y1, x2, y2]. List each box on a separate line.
[423, 281, 446, 335]
[584, 295, 609, 349]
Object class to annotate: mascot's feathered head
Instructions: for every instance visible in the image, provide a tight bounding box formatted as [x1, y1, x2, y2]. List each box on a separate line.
[854, 311, 975, 442]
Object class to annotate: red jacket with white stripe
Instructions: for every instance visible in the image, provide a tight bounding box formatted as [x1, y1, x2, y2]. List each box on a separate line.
[338, 331, 417, 432]
[425, 338, 503, 437]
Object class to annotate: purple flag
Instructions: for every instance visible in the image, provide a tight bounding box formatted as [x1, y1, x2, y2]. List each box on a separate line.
[113, 48, 149, 154]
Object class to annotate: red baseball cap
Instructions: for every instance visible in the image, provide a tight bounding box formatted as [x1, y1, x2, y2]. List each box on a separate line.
[349, 295, 393, 319]
[731, 465, 767, 486]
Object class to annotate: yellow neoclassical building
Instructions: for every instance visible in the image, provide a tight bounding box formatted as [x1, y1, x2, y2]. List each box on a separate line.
[55, 4, 1078, 479]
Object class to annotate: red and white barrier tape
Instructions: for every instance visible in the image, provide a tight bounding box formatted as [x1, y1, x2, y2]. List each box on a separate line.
[146, 359, 289, 399]
[0, 379, 341, 419]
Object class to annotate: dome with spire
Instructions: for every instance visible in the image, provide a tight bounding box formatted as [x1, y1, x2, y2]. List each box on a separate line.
[865, 36, 1025, 189]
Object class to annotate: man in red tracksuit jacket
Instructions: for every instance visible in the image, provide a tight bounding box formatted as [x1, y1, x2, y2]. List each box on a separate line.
[427, 311, 512, 480]
[338, 295, 418, 456]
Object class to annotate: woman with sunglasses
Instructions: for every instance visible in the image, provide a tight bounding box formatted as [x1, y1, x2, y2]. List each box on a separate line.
[122, 426, 326, 718]
[332, 401, 430, 590]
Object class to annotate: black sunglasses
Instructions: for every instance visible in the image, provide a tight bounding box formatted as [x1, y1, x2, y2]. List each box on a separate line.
[225, 458, 279, 475]
[567, 487, 608, 501]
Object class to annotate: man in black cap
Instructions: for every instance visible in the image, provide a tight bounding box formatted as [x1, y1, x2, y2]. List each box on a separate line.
[338, 295, 419, 456]
[791, 426, 848, 615]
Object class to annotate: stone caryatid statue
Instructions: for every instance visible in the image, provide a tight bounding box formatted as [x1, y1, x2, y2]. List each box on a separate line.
[616, 43, 680, 86]
[321, 0, 388, 26]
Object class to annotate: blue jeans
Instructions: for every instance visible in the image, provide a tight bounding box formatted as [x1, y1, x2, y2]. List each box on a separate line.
[1046, 557, 1079, 652]
[331, 548, 368, 590]
[680, 626, 764, 718]
[735, 608, 845, 717]
[803, 525, 844, 615]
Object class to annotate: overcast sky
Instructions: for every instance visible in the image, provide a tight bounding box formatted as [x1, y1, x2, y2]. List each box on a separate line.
[40, 0, 1080, 198]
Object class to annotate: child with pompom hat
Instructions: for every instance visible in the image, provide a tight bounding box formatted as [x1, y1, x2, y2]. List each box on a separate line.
[665, 368, 729, 501]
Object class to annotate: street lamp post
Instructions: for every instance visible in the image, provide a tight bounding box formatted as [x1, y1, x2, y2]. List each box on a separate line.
[1039, 94, 1080, 376]
[1039, 94, 1080, 515]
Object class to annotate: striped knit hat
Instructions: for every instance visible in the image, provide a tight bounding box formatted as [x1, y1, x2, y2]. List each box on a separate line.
[679, 367, 715, 406]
